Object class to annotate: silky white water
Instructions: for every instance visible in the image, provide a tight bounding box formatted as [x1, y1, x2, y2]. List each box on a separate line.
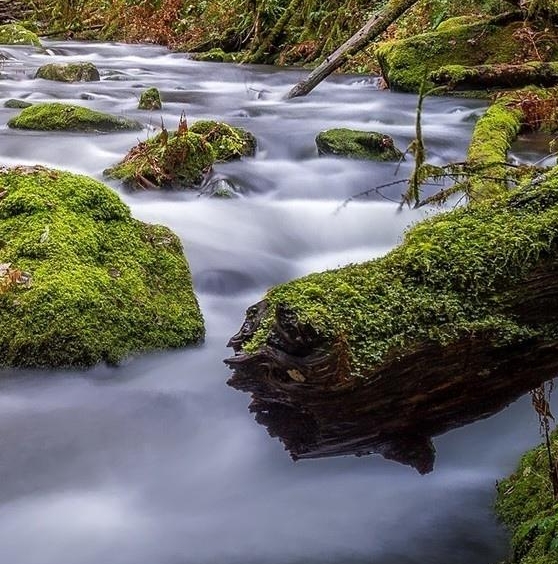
[0, 40, 552, 564]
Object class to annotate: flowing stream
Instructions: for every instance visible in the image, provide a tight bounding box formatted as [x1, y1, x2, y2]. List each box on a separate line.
[0, 41, 554, 564]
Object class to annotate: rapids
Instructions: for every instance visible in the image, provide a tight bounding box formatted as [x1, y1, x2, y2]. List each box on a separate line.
[0, 40, 552, 564]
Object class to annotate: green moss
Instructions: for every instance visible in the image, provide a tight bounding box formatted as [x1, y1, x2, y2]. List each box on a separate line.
[190, 48, 236, 62]
[35, 62, 100, 82]
[190, 120, 256, 160]
[104, 129, 215, 189]
[7, 102, 142, 132]
[242, 168, 558, 374]
[138, 87, 162, 110]
[315, 128, 403, 161]
[496, 430, 558, 564]
[0, 24, 41, 47]
[375, 19, 558, 93]
[0, 166, 204, 368]
[436, 15, 479, 31]
[466, 94, 523, 198]
[106, 120, 256, 189]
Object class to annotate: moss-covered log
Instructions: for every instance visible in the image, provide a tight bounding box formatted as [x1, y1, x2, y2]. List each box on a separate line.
[226, 168, 558, 473]
[431, 62, 558, 91]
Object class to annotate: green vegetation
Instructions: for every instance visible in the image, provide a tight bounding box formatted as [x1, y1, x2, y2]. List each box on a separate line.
[376, 17, 558, 92]
[241, 168, 558, 374]
[0, 23, 41, 46]
[315, 128, 403, 161]
[0, 166, 204, 368]
[4, 99, 32, 109]
[496, 431, 558, 564]
[138, 87, 163, 110]
[105, 120, 256, 190]
[35, 62, 100, 82]
[8, 102, 142, 132]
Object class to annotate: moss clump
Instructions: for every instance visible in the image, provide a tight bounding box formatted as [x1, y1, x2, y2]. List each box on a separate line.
[495, 430, 558, 564]
[138, 87, 162, 110]
[241, 167, 558, 373]
[105, 120, 256, 190]
[0, 166, 204, 368]
[35, 62, 100, 82]
[190, 120, 256, 160]
[315, 128, 403, 161]
[190, 48, 236, 62]
[8, 102, 142, 132]
[0, 24, 41, 47]
[375, 18, 558, 93]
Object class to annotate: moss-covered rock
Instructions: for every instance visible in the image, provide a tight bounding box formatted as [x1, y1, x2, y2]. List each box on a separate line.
[138, 87, 162, 110]
[190, 48, 236, 62]
[375, 17, 558, 93]
[0, 24, 41, 47]
[0, 166, 204, 368]
[190, 120, 256, 160]
[7, 102, 142, 132]
[496, 430, 558, 564]
[4, 99, 32, 109]
[315, 128, 403, 161]
[105, 120, 256, 190]
[35, 62, 100, 82]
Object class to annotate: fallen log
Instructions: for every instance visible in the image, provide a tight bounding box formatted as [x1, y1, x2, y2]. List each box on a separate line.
[431, 62, 558, 91]
[226, 169, 558, 473]
[285, 0, 419, 99]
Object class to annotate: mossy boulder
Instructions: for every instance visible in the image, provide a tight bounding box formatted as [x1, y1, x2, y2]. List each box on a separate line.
[4, 99, 32, 109]
[0, 24, 41, 47]
[0, 166, 204, 368]
[35, 62, 100, 82]
[105, 120, 256, 190]
[315, 128, 403, 161]
[495, 430, 558, 564]
[8, 102, 142, 132]
[138, 87, 162, 110]
[375, 17, 558, 93]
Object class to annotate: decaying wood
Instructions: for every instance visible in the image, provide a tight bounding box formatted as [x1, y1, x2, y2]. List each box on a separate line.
[431, 62, 558, 91]
[226, 262, 558, 474]
[285, 0, 419, 99]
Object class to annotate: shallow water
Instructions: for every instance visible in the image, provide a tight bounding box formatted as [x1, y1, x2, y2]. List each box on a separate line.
[0, 41, 553, 564]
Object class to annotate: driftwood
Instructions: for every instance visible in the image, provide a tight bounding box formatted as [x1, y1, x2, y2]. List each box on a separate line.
[285, 0, 419, 99]
[431, 62, 558, 91]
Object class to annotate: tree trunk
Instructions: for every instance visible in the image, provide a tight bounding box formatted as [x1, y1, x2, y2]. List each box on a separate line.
[431, 62, 558, 90]
[285, 0, 420, 99]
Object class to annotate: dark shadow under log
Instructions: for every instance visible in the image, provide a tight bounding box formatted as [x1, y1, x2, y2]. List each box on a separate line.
[226, 172, 558, 473]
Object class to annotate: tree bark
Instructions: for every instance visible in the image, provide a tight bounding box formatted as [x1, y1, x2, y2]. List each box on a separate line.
[431, 62, 558, 90]
[285, 0, 420, 99]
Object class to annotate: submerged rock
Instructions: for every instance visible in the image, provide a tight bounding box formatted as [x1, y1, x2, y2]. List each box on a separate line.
[8, 102, 142, 132]
[0, 166, 204, 368]
[316, 128, 403, 161]
[105, 119, 256, 190]
[0, 24, 41, 47]
[4, 98, 32, 109]
[138, 87, 162, 110]
[35, 62, 100, 82]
